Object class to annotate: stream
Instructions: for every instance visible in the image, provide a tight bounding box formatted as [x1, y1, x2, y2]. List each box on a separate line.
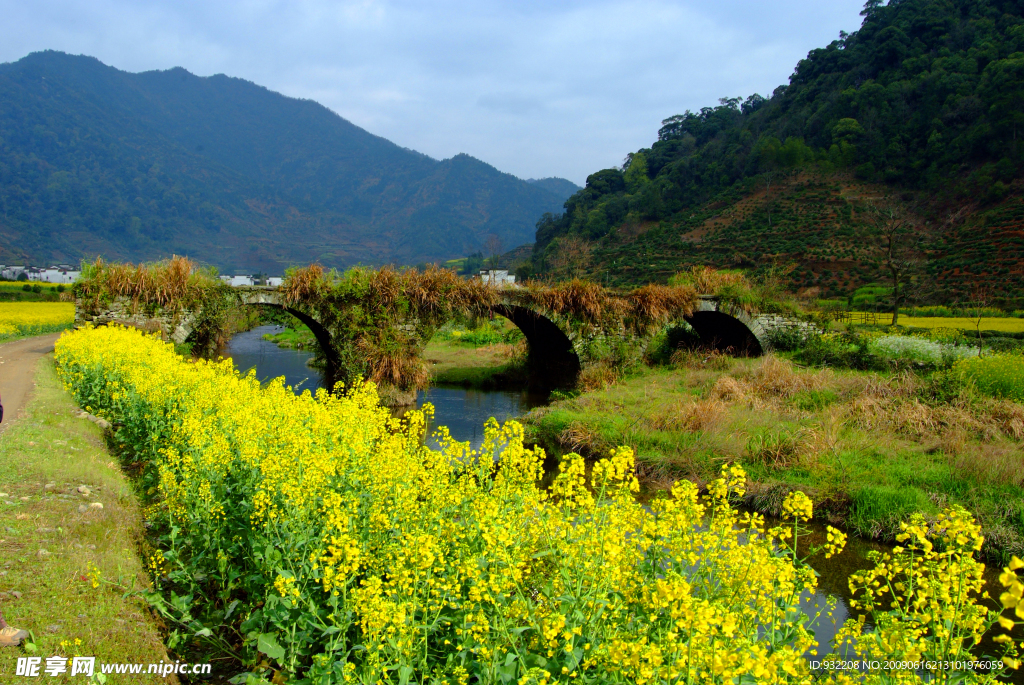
[225, 326, 549, 450]
[225, 325, 1020, 680]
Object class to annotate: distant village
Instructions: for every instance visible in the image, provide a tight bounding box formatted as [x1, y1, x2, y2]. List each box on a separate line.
[0, 265, 517, 289]
[0, 264, 81, 283]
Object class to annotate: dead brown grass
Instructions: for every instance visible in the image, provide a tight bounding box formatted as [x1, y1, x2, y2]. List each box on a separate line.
[625, 284, 699, 332]
[747, 354, 834, 399]
[671, 348, 732, 371]
[559, 420, 607, 455]
[801, 407, 845, 461]
[356, 330, 430, 389]
[578, 363, 619, 392]
[652, 398, 727, 433]
[675, 265, 749, 295]
[283, 264, 329, 305]
[711, 376, 750, 403]
[992, 400, 1024, 440]
[844, 376, 1022, 442]
[951, 443, 1024, 486]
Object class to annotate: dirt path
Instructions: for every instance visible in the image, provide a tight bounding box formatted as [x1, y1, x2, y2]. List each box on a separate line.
[0, 334, 61, 432]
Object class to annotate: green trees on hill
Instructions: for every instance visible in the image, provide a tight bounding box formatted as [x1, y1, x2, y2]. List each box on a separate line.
[534, 0, 1024, 298]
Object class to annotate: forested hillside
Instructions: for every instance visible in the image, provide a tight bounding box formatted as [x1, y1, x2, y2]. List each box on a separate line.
[526, 177, 582, 200]
[534, 0, 1024, 307]
[0, 51, 572, 271]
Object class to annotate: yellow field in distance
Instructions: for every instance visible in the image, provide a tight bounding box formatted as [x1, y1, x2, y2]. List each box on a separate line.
[894, 316, 1024, 333]
[0, 302, 75, 337]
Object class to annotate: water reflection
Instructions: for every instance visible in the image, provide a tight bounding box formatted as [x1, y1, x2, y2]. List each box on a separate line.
[223, 325, 323, 393]
[413, 386, 549, 451]
[224, 327, 548, 450]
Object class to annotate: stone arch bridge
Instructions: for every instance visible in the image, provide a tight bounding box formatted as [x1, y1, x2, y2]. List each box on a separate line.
[77, 286, 808, 393]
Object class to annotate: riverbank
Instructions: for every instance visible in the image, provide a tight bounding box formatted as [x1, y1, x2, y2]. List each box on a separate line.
[0, 353, 170, 677]
[522, 352, 1024, 560]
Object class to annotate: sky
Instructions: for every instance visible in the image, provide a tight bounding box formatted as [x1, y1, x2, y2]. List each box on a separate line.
[0, 0, 868, 186]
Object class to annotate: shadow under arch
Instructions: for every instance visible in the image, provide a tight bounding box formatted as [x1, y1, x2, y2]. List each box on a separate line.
[683, 310, 764, 356]
[491, 304, 581, 389]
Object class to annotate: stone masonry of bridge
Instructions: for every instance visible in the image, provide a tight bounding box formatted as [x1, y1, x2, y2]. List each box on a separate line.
[76, 286, 813, 391]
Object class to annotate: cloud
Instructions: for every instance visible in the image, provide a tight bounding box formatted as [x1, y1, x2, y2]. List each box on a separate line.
[0, 0, 866, 184]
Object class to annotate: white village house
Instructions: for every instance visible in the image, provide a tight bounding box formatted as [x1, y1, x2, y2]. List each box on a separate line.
[0, 265, 80, 283]
[219, 275, 284, 287]
[479, 269, 516, 286]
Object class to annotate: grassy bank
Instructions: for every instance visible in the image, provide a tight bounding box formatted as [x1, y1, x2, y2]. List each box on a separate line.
[261, 324, 315, 350]
[423, 337, 527, 387]
[0, 355, 170, 681]
[522, 352, 1024, 560]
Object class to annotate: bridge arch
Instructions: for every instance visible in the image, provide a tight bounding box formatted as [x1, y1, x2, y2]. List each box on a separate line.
[681, 298, 769, 356]
[242, 302, 343, 388]
[491, 304, 581, 387]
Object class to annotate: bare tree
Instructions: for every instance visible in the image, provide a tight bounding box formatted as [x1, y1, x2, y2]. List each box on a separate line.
[484, 234, 504, 270]
[548, 235, 592, 280]
[763, 169, 778, 227]
[967, 283, 991, 356]
[871, 202, 920, 326]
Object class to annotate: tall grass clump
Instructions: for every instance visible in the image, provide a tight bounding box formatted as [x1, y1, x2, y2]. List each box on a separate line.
[668, 265, 797, 314]
[73, 255, 230, 354]
[53, 325, 1024, 684]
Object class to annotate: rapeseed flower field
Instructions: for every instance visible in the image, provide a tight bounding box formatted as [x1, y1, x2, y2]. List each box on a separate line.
[53, 325, 1024, 683]
[956, 354, 1024, 402]
[895, 317, 1024, 334]
[0, 302, 75, 339]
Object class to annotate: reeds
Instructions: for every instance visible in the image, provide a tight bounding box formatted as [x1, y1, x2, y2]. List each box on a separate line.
[75, 256, 220, 313]
[748, 354, 834, 399]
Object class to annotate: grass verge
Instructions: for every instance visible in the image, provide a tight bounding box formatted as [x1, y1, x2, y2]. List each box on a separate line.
[522, 355, 1024, 560]
[423, 338, 527, 388]
[0, 356, 171, 682]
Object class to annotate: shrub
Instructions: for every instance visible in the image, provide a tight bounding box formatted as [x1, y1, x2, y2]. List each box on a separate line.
[868, 334, 980, 367]
[766, 325, 813, 351]
[919, 368, 977, 406]
[985, 336, 1024, 353]
[956, 354, 1024, 402]
[869, 335, 944, 364]
[794, 332, 875, 369]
